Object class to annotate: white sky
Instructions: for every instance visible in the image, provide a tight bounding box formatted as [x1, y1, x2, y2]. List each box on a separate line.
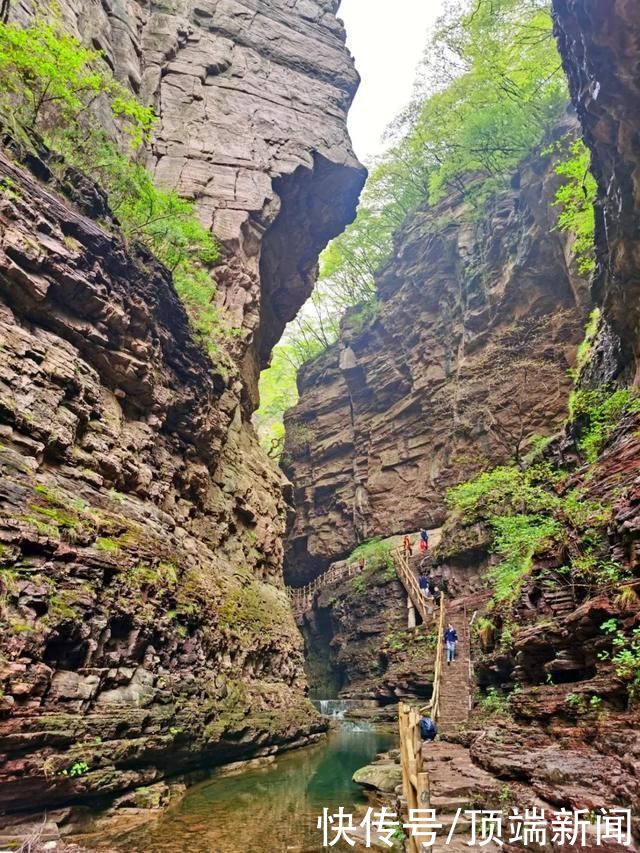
[338, 0, 446, 164]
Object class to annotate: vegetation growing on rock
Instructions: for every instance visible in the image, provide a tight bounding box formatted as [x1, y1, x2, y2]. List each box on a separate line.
[0, 20, 223, 351]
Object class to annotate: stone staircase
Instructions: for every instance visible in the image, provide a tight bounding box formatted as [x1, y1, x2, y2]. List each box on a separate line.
[543, 587, 576, 617]
[418, 601, 493, 850]
[437, 604, 471, 736]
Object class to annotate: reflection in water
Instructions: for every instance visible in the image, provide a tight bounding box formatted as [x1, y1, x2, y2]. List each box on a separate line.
[83, 727, 396, 853]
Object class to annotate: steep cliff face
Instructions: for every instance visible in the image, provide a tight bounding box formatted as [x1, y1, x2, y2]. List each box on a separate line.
[553, 0, 640, 383]
[284, 141, 589, 584]
[0, 0, 365, 814]
[301, 559, 437, 703]
[432, 411, 640, 825]
[11, 0, 365, 406]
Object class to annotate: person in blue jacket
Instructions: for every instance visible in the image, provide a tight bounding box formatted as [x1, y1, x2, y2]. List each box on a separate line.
[418, 573, 430, 599]
[444, 623, 458, 664]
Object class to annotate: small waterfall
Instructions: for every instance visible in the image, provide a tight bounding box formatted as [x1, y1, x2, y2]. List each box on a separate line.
[312, 699, 373, 731]
[312, 699, 357, 719]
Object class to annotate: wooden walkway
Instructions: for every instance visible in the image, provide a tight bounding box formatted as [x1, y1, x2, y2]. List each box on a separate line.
[398, 598, 446, 853]
[286, 559, 362, 616]
[398, 590, 489, 852]
[286, 529, 442, 619]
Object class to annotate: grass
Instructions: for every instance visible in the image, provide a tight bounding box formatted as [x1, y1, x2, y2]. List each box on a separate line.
[95, 537, 119, 553]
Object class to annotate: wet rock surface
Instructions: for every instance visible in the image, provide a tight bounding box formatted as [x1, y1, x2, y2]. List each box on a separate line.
[11, 0, 366, 407]
[300, 561, 437, 702]
[1, 0, 365, 821]
[0, 151, 328, 812]
[553, 0, 640, 382]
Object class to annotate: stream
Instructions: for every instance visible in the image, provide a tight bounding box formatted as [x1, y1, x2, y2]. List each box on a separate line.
[75, 710, 395, 853]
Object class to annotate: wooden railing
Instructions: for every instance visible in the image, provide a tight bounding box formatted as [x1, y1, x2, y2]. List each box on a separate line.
[391, 546, 435, 626]
[398, 702, 430, 853]
[398, 598, 446, 853]
[286, 560, 362, 615]
[420, 593, 446, 721]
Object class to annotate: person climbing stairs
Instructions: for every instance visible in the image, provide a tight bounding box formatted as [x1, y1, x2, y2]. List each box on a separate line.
[391, 529, 443, 626]
[436, 604, 471, 737]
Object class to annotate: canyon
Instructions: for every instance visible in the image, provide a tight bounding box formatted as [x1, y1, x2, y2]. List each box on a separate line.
[0, 0, 364, 816]
[284, 0, 640, 840]
[0, 0, 639, 846]
[284, 126, 590, 584]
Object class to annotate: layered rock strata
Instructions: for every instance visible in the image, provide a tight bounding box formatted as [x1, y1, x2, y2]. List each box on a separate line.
[285, 141, 589, 583]
[448, 416, 640, 834]
[0, 0, 365, 814]
[11, 0, 366, 405]
[301, 559, 437, 703]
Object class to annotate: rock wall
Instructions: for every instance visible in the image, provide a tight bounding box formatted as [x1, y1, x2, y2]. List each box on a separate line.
[284, 138, 589, 584]
[0, 0, 365, 814]
[442, 411, 640, 828]
[300, 559, 437, 704]
[553, 0, 640, 383]
[11, 0, 366, 407]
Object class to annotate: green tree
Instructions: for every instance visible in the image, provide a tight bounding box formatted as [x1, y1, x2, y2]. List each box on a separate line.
[0, 21, 223, 352]
[0, 20, 153, 145]
[552, 137, 597, 275]
[254, 346, 299, 458]
[285, 0, 568, 370]
[263, 0, 570, 450]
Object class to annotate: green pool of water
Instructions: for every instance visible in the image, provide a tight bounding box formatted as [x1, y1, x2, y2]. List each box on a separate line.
[81, 726, 396, 853]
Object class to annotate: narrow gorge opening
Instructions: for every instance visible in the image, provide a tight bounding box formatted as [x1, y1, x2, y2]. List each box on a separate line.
[0, 0, 639, 851]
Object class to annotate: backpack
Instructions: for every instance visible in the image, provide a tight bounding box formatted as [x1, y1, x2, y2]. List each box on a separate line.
[419, 716, 437, 740]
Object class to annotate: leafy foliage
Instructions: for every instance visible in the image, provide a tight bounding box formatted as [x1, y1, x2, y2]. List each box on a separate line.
[446, 463, 562, 521]
[573, 308, 601, 378]
[264, 0, 569, 439]
[0, 20, 154, 145]
[489, 514, 560, 603]
[401, 0, 566, 205]
[600, 620, 640, 700]
[60, 136, 222, 348]
[0, 21, 223, 352]
[476, 687, 511, 717]
[254, 346, 299, 458]
[446, 455, 618, 607]
[552, 137, 597, 275]
[349, 537, 396, 575]
[568, 387, 639, 463]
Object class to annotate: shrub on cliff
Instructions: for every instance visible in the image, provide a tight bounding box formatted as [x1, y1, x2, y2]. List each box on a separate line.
[0, 20, 223, 352]
[446, 457, 618, 608]
[568, 386, 640, 463]
[551, 137, 597, 276]
[261, 0, 573, 444]
[60, 136, 223, 349]
[350, 537, 396, 577]
[0, 19, 154, 146]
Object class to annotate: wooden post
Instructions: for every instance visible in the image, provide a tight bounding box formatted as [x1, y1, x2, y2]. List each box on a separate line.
[407, 594, 416, 629]
[398, 703, 420, 853]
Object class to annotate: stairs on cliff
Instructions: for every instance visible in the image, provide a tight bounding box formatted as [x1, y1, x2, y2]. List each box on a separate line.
[437, 603, 471, 736]
[391, 528, 443, 627]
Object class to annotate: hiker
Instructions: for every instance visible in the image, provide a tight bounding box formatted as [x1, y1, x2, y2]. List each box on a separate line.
[419, 528, 429, 552]
[358, 557, 366, 572]
[418, 573, 430, 599]
[444, 623, 458, 664]
[419, 715, 437, 743]
[403, 534, 413, 557]
[432, 585, 441, 607]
